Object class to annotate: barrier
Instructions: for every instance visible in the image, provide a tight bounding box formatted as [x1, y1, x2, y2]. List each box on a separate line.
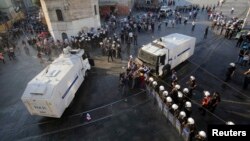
[146, 85, 191, 141]
[175, 119, 182, 134]
[155, 94, 163, 110]
[163, 105, 169, 118]
[146, 85, 151, 94]
[151, 89, 156, 97]
[182, 127, 190, 141]
[168, 112, 176, 126]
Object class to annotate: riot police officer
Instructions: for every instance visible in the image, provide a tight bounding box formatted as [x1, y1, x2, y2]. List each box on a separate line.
[177, 91, 185, 109]
[166, 96, 173, 108]
[170, 104, 179, 117]
[170, 84, 181, 103]
[186, 76, 197, 96]
[162, 91, 169, 103]
[225, 63, 236, 82]
[183, 88, 191, 101]
[184, 101, 192, 118]
[178, 111, 187, 129]
[185, 117, 197, 141]
[195, 131, 207, 141]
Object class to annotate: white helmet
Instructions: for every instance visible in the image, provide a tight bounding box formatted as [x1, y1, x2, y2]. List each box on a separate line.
[175, 84, 181, 90]
[226, 121, 235, 125]
[149, 77, 154, 82]
[230, 63, 235, 67]
[163, 91, 168, 97]
[198, 131, 206, 138]
[179, 111, 186, 118]
[172, 104, 178, 110]
[190, 76, 195, 80]
[152, 81, 158, 87]
[185, 101, 192, 108]
[183, 88, 189, 93]
[159, 85, 165, 91]
[178, 92, 183, 98]
[204, 91, 210, 97]
[187, 117, 195, 124]
[166, 97, 172, 103]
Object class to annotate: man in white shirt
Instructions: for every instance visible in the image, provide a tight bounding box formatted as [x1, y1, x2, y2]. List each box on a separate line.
[128, 32, 133, 43]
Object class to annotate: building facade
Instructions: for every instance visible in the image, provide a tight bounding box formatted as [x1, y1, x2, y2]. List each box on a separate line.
[40, 0, 101, 41]
[99, 0, 134, 17]
[0, 0, 30, 32]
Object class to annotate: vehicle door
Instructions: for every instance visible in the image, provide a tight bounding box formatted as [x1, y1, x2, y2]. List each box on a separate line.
[158, 54, 166, 76]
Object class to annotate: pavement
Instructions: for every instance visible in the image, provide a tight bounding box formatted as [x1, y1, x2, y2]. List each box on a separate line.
[0, 0, 250, 140]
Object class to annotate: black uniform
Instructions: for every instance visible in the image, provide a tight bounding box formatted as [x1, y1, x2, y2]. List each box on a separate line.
[208, 92, 221, 112]
[225, 65, 236, 82]
[107, 48, 113, 62]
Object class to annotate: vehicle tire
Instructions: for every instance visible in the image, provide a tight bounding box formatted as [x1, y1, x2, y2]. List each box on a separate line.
[162, 64, 171, 77]
[85, 70, 90, 77]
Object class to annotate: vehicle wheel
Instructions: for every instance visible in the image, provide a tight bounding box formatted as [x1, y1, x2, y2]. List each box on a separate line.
[162, 64, 171, 77]
[85, 70, 90, 77]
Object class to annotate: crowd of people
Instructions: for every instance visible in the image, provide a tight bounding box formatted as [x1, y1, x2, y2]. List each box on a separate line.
[117, 46, 246, 141]
[148, 73, 230, 141]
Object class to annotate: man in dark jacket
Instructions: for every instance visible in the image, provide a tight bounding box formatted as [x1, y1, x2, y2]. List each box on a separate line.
[208, 92, 221, 112]
[107, 48, 113, 62]
[224, 63, 236, 82]
[204, 26, 209, 39]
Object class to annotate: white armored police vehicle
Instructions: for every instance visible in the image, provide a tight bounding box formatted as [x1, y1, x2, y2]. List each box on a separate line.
[21, 47, 92, 118]
[137, 33, 196, 76]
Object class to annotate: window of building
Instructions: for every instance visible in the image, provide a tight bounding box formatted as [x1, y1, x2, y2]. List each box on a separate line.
[56, 9, 64, 21]
[94, 5, 97, 15]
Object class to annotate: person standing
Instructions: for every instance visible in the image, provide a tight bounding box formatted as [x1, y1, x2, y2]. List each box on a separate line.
[199, 91, 211, 116]
[107, 48, 113, 62]
[224, 63, 236, 82]
[204, 26, 209, 39]
[243, 69, 250, 90]
[133, 33, 138, 45]
[184, 17, 188, 25]
[208, 92, 221, 113]
[165, 20, 169, 29]
[128, 31, 133, 43]
[242, 52, 249, 66]
[195, 131, 207, 141]
[171, 19, 175, 28]
[0, 52, 5, 64]
[236, 35, 244, 47]
[231, 7, 234, 14]
[151, 22, 155, 33]
[237, 49, 244, 64]
[186, 76, 197, 96]
[191, 21, 196, 33]
[171, 70, 178, 83]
